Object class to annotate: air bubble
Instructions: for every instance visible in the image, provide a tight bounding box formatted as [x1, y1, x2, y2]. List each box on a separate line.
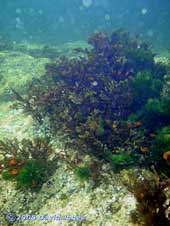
[82, 0, 93, 8]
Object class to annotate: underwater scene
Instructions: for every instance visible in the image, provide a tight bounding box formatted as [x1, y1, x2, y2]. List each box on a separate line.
[0, 1, 170, 226]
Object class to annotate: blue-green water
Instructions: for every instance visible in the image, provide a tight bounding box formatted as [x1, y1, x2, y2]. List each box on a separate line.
[0, 0, 170, 51]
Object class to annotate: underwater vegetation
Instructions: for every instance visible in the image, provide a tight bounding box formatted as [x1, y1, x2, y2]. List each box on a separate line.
[106, 152, 134, 169]
[16, 159, 46, 189]
[131, 71, 163, 110]
[148, 126, 170, 178]
[122, 169, 170, 226]
[13, 30, 166, 168]
[74, 165, 91, 181]
[3, 28, 170, 225]
[0, 137, 57, 190]
[151, 127, 170, 160]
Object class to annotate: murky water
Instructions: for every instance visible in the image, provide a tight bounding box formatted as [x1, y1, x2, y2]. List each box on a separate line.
[1, 0, 170, 51]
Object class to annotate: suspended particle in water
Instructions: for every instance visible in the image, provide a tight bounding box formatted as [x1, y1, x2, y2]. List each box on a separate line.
[16, 17, 21, 23]
[82, 0, 93, 8]
[147, 30, 154, 37]
[105, 14, 110, 21]
[141, 8, 148, 15]
[58, 16, 64, 23]
[15, 17, 24, 29]
[16, 8, 22, 14]
[38, 9, 43, 15]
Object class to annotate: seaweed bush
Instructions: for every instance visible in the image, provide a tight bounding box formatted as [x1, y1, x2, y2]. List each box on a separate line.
[149, 127, 170, 176]
[123, 169, 170, 226]
[136, 71, 170, 175]
[16, 159, 46, 189]
[13, 30, 167, 169]
[131, 71, 163, 110]
[74, 166, 91, 181]
[152, 127, 170, 154]
[0, 137, 56, 190]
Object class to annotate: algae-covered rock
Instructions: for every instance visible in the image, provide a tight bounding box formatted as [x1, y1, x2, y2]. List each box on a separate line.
[1, 162, 135, 226]
[0, 48, 51, 139]
[0, 51, 49, 101]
